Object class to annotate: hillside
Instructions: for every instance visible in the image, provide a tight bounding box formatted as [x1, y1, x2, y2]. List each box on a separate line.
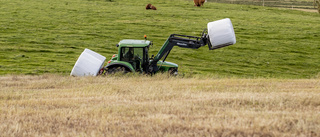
[0, 0, 319, 78]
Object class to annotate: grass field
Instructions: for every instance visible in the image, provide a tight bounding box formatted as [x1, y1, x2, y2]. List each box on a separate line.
[1, 1, 319, 136]
[0, 75, 319, 136]
[0, 0, 319, 78]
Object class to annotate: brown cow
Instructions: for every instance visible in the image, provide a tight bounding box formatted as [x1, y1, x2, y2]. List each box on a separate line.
[146, 4, 157, 10]
[194, 0, 205, 7]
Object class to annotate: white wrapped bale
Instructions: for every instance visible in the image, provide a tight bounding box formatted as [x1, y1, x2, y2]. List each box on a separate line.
[207, 18, 236, 50]
[70, 48, 106, 76]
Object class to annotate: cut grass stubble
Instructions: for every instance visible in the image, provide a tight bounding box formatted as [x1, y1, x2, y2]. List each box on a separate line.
[0, 75, 319, 136]
[1, 0, 320, 78]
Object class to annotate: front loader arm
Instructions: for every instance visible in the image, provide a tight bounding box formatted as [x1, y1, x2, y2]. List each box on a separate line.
[149, 32, 209, 73]
[148, 17, 237, 74]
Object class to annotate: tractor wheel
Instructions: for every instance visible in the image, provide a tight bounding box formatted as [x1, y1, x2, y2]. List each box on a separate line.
[106, 66, 128, 75]
[168, 68, 178, 76]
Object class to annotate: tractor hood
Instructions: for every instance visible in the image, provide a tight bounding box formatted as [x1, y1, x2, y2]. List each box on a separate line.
[157, 61, 178, 68]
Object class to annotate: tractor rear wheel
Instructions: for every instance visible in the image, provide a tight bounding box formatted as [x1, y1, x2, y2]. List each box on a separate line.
[106, 66, 128, 75]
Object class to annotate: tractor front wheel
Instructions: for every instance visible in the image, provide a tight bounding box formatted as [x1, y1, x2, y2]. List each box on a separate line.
[168, 68, 178, 76]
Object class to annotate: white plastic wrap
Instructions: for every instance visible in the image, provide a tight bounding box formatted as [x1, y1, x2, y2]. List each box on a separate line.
[207, 18, 236, 49]
[70, 48, 106, 76]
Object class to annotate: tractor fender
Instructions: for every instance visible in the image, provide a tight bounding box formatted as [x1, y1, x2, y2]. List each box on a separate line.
[105, 62, 134, 72]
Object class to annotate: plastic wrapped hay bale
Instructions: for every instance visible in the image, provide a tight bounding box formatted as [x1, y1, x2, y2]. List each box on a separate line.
[207, 18, 236, 50]
[70, 48, 106, 76]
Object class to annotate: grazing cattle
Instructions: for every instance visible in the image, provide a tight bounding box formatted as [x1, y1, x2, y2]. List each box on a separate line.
[146, 4, 157, 10]
[194, 0, 205, 7]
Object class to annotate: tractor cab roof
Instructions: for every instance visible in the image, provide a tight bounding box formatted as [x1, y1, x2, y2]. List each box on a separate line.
[117, 39, 151, 48]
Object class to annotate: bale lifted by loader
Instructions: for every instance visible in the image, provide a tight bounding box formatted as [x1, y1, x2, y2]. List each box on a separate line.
[70, 18, 236, 77]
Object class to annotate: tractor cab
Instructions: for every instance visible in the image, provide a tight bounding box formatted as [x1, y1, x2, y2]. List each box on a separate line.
[105, 39, 179, 74]
[105, 40, 152, 73]
[118, 40, 151, 72]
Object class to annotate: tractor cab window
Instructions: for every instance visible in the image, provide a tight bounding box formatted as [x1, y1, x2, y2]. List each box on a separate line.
[120, 47, 144, 71]
[121, 47, 134, 61]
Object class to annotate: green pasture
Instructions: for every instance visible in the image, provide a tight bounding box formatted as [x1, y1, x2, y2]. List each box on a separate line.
[0, 0, 319, 78]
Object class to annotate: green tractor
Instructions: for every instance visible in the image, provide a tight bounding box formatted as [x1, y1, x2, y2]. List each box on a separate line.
[105, 38, 179, 75]
[71, 18, 236, 77]
[104, 30, 232, 75]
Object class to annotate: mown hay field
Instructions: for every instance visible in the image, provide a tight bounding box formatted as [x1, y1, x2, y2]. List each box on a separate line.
[1, 75, 319, 136]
